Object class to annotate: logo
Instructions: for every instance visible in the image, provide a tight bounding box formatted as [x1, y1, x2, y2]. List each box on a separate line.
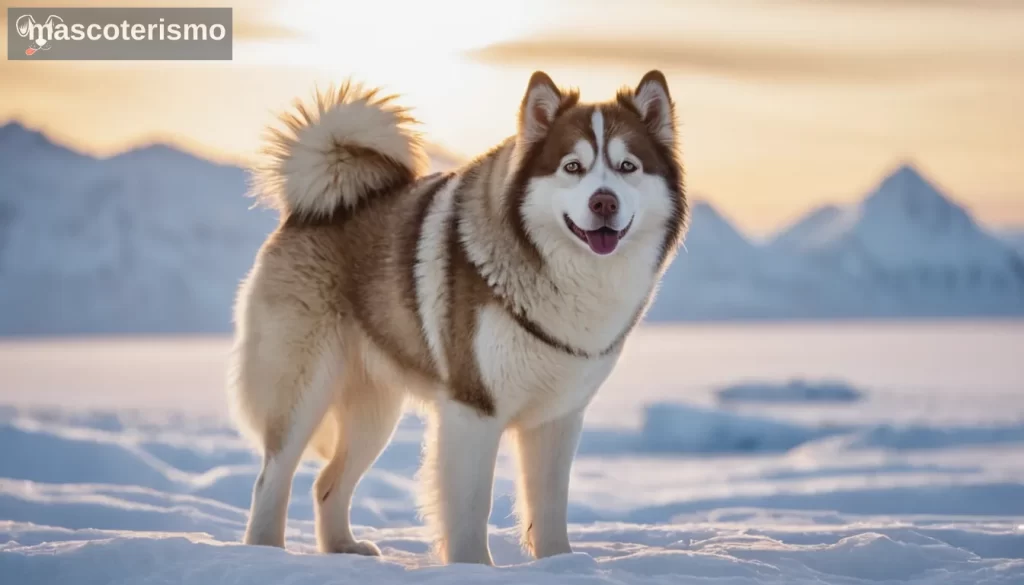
[7, 7, 233, 61]
[14, 13, 64, 56]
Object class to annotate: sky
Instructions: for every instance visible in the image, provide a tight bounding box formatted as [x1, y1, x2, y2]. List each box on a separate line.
[2, 0, 1023, 236]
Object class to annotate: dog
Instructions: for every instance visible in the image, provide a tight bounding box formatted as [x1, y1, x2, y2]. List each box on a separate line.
[228, 70, 688, 565]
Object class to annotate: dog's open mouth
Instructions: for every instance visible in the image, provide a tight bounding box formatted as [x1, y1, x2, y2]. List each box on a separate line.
[564, 214, 633, 255]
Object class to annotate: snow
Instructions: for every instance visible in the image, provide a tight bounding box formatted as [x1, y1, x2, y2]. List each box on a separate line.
[998, 228, 1024, 258]
[2, 321, 1023, 583]
[715, 380, 864, 403]
[0, 123, 277, 335]
[778, 165, 1023, 279]
[769, 204, 849, 252]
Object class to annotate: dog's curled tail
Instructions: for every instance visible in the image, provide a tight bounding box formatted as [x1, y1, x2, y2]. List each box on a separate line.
[253, 80, 428, 220]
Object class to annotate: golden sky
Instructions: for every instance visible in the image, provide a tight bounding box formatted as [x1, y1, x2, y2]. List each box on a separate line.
[2, 0, 1023, 235]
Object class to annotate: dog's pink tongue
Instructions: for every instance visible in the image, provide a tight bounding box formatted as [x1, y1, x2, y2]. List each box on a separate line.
[586, 229, 619, 255]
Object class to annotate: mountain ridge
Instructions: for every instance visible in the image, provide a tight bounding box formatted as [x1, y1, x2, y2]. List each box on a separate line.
[1, 120, 1022, 334]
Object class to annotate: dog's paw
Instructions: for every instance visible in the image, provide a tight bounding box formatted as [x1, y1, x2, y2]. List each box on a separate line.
[325, 539, 381, 557]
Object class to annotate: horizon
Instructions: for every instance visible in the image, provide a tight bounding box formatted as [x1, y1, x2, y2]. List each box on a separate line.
[2, 0, 1022, 235]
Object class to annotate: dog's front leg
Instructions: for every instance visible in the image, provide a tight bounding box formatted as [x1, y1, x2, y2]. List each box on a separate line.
[421, 398, 503, 565]
[512, 408, 585, 559]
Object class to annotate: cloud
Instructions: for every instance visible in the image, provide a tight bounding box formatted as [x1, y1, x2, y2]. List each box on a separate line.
[777, 0, 1024, 11]
[467, 36, 1021, 86]
[465, 0, 1024, 86]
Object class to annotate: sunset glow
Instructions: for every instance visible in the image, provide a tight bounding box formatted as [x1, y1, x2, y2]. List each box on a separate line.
[2, 0, 1022, 234]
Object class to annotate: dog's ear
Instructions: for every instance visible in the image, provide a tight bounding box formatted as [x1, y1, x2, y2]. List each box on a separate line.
[631, 70, 675, 148]
[518, 71, 563, 143]
[15, 13, 37, 36]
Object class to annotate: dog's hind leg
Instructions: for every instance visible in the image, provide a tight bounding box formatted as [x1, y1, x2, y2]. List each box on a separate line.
[313, 363, 405, 556]
[232, 312, 343, 549]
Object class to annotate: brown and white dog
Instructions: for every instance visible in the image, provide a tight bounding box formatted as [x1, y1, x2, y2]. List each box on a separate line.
[228, 70, 688, 565]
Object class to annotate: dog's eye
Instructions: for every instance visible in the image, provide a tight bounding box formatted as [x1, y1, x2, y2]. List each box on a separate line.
[563, 161, 583, 174]
[618, 161, 638, 174]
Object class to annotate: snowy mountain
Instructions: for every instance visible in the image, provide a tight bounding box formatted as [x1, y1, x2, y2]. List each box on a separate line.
[777, 165, 1015, 273]
[763, 164, 1024, 316]
[998, 228, 1024, 258]
[646, 201, 797, 320]
[769, 204, 848, 253]
[0, 122, 1021, 335]
[671, 201, 762, 276]
[0, 123, 278, 335]
[647, 164, 1024, 321]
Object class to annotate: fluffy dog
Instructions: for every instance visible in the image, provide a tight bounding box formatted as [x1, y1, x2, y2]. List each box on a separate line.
[229, 70, 687, 565]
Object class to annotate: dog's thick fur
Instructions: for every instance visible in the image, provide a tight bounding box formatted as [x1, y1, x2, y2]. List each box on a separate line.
[229, 71, 688, 565]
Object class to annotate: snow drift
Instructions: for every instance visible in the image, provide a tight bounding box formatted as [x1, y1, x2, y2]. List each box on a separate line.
[715, 379, 865, 403]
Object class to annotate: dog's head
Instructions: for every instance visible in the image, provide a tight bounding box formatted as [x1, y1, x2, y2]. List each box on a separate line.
[508, 70, 686, 266]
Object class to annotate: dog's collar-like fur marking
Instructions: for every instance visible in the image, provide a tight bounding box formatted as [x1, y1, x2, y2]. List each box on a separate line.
[505, 302, 641, 360]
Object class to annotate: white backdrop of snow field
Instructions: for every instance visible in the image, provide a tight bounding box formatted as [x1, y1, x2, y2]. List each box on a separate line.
[1, 321, 1024, 584]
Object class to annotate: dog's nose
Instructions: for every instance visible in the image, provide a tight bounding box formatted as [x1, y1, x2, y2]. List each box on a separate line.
[588, 191, 619, 218]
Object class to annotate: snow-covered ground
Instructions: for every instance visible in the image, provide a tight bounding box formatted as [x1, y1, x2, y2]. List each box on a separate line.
[2, 321, 1023, 583]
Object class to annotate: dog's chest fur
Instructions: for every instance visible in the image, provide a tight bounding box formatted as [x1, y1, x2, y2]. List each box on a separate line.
[467, 249, 654, 424]
[472, 303, 622, 426]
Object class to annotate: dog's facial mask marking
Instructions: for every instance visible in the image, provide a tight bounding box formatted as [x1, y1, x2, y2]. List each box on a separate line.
[516, 70, 678, 258]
